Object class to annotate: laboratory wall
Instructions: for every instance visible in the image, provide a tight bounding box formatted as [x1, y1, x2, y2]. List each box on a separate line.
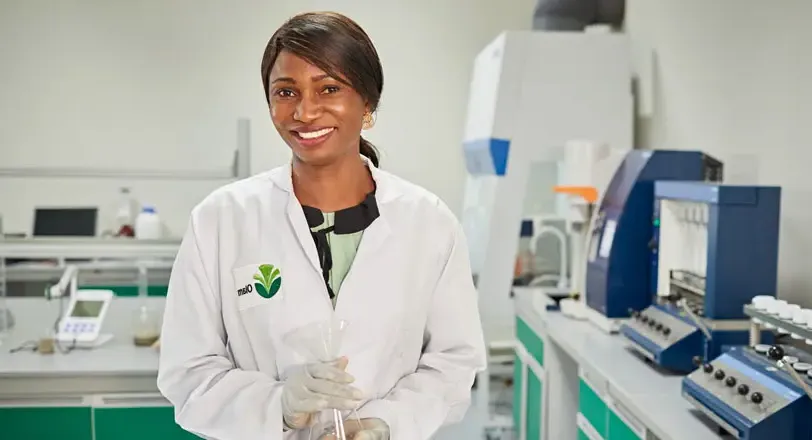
[626, 0, 812, 305]
[0, 0, 536, 236]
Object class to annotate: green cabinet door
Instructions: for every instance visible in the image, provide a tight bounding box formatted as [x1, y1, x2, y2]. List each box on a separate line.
[578, 428, 591, 440]
[578, 378, 608, 439]
[94, 405, 200, 440]
[513, 352, 524, 437]
[516, 317, 544, 366]
[608, 410, 642, 440]
[0, 406, 92, 440]
[525, 366, 543, 440]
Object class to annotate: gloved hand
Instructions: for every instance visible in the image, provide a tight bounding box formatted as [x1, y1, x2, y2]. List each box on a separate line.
[281, 357, 364, 430]
[321, 418, 390, 440]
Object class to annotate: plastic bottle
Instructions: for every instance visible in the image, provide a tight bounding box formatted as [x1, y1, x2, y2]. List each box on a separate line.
[114, 187, 140, 237]
[135, 206, 163, 240]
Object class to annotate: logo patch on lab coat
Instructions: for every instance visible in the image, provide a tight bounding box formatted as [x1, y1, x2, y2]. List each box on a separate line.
[248, 264, 282, 299]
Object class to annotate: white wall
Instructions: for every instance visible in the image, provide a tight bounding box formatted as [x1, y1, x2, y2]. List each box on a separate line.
[0, 0, 536, 236]
[626, 0, 812, 305]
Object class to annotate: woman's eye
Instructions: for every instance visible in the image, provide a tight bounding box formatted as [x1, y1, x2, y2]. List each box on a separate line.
[275, 89, 295, 98]
[323, 86, 340, 94]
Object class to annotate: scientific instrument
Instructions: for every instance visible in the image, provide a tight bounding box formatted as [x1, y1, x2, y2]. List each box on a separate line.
[46, 266, 114, 347]
[621, 182, 782, 372]
[46, 264, 78, 299]
[460, 30, 633, 348]
[682, 297, 812, 440]
[585, 151, 724, 333]
[56, 289, 114, 347]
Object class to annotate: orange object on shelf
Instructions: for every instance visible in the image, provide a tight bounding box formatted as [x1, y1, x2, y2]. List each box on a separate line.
[553, 185, 598, 203]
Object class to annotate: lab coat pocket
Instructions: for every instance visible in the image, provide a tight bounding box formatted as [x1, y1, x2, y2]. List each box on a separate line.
[233, 262, 285, 312]
[232, 262, 288, 357]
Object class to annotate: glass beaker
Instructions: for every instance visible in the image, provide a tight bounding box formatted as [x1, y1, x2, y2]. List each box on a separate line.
[282, 317, 360, 440]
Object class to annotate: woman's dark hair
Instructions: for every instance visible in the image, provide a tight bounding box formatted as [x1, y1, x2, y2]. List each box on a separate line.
[260, 12, 383, 167]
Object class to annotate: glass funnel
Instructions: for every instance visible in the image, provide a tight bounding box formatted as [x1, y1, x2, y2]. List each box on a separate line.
[282, 317, 360, 440]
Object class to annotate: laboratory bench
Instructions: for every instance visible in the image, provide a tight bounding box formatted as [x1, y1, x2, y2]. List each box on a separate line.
[512, 289, 730, 440]
[0, 297, 197, 440]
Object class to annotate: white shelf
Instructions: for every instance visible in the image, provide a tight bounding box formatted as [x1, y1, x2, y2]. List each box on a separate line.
[0, 238, 181, 260]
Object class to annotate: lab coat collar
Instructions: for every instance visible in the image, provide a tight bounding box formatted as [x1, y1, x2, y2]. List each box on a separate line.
[268, 155, 399, 204]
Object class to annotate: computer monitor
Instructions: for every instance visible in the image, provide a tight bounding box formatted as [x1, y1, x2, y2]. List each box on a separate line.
[33, 207, 98, 237]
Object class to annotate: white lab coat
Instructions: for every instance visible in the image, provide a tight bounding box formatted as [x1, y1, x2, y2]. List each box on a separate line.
[157, 159, 487, 440]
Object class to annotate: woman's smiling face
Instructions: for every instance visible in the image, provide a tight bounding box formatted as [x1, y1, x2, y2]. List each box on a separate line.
[267, 51, 367, 166]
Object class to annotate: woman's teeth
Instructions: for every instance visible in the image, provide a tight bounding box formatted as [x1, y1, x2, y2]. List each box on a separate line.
[297, 128, 334, 139]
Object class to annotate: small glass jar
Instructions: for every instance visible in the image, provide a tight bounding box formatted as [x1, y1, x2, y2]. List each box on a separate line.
[132, 305, 160, 347]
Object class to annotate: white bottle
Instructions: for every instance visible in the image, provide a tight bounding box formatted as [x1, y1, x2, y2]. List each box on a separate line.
[135, 206, 163, 240]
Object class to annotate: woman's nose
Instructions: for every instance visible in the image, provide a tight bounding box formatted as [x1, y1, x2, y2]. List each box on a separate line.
[294, 93, 322, 122]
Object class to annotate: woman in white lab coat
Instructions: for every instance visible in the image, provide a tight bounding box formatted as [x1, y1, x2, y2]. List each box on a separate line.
[157, 11, 487, 440]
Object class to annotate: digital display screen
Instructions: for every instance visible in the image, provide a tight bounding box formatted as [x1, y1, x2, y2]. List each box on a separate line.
[70, 300, 104, 318]
[598, 219, 617, 259]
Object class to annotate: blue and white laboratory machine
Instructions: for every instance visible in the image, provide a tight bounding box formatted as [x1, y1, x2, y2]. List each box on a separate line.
[620, 182, 782, 373]
[682, 298, 812, 440]
[584, 150, 723, 332]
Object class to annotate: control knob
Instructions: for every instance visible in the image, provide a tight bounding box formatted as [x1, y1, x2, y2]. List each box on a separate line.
[656, 323, 664, 331]
[737, 384, 749, 396]
[663, 327, 671, 336]
[714, 369, 725, 380]
[702, 364, 714, 374]
[692, 356, 703, 367]
[725, 376, 737, 387]
[768, 346, 785, 361]
[751, 392, 763, 404]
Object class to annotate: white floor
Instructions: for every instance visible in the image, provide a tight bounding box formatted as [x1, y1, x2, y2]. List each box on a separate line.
[433, 374, 514, 440]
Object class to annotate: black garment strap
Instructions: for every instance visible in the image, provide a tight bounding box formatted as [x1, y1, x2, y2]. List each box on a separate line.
[310, 225, 336, 299]
[301, 190, 380, 301]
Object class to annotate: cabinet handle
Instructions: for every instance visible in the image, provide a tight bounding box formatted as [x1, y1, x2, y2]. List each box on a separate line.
[92, 394, 170, 407]
[579, 368, 606, 396]
[611, 398, 646, 436]
[0, 395, 89, 407]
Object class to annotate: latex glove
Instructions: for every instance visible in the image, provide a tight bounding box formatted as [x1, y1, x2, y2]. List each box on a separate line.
[322, 418, 390, 440]
[281, 357, 364, 430]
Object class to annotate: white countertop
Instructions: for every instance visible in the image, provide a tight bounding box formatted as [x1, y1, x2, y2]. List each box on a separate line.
[516, 292, 729, 440]
[0, 297, 163, 378]
[0, 339, 158, 377]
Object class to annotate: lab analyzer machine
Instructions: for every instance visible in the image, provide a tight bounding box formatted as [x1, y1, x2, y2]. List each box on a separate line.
[583, 150, 724, 333]
[682, 296, 812, 440]
[620, 182, 782, 373]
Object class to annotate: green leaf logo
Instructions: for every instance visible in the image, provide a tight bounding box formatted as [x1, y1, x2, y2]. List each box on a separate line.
[253, 264, 282, 299]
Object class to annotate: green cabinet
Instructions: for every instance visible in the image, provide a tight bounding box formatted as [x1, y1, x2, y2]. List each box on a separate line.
[513, 315, 546, 440]
[516, 316, 544, 366]
[525, 366, 543, 440]
[0, 395, 197, 440]
[578, 368, 608, 439]
[513, 352, 524, 432]
[607, 405, 643, 440]
[92, 394, 199, 440]
[94, 406, 199, 440]
[0, 405, 93, 440]
[576, 367, 645, 440]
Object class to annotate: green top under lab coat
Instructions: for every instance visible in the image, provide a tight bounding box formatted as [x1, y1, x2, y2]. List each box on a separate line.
[309, 212, 363, 307]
